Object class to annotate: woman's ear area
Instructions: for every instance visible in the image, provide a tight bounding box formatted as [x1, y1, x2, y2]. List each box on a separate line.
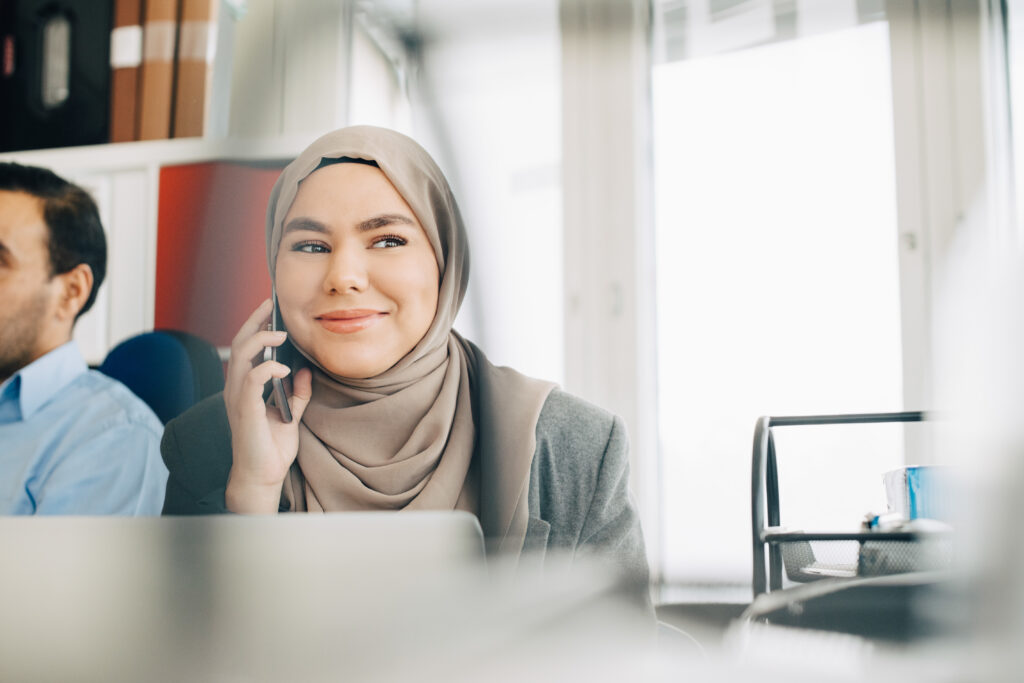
[54, 263, 93, 322]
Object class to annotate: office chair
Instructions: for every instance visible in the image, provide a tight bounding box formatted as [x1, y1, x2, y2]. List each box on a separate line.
[98, 330, 225, 424]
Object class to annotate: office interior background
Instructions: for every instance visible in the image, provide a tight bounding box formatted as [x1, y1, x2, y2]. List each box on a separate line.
[4, 0, 1024, 652]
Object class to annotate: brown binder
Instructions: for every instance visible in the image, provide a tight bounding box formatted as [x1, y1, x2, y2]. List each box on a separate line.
[173, 0, 217, 138]
[109, 0, 143, 142]
[137, 0, 180, 140]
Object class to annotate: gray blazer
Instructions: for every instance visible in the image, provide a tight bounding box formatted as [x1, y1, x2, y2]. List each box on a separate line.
[161, 388, 650, 589]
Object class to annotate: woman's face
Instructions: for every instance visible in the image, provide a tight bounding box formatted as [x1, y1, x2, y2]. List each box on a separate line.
[275, 162, 440, 379]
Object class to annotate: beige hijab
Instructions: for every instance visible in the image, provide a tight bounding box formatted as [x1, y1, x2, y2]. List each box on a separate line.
[266, 126, 554, 554]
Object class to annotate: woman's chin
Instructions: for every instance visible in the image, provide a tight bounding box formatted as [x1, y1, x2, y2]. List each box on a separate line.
[318, 354, 395, 380]
[291, 335, 387, 379]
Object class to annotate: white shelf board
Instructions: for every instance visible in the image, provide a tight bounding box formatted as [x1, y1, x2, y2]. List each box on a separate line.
[0, 134, 313, 172]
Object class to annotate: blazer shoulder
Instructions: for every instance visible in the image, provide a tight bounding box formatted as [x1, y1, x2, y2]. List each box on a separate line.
[164, 392, 230, 441]
[531, 388, 627, 514]
[534, 388, 620, 464]
[161, 392, 232, 491]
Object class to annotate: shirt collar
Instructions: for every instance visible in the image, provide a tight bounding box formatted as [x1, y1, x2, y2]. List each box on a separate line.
[2, 341, 87, 420]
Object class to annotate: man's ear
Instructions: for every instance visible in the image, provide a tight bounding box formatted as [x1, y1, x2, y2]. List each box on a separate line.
[54, 263, 94, 323]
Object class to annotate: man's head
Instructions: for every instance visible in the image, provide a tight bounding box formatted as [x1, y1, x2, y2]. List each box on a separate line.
[0, 163, 106, 382]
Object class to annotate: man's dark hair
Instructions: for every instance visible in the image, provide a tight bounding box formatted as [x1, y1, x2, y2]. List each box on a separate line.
[0, 162, 106, 318]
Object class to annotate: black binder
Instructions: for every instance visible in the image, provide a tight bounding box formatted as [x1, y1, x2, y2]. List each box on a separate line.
[0, 0, 114, 152]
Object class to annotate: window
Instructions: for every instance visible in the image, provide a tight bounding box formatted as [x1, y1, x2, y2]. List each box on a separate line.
[654, 16, 905, 584]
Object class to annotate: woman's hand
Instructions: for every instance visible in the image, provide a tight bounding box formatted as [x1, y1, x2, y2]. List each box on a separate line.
[223, 298, 312, 513]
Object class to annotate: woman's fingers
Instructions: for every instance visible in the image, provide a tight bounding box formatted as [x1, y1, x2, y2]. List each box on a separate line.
[231, 298, 273, 349]
[236, 361, 291, 404]
[288, 367, 314, 423]
[226, 330, 286, 401]
[226, 299, 275, 400]
[239, 329, 288, 366]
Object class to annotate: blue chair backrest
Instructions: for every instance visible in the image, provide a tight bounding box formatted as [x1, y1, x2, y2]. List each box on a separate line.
[98, 330, 224, 424]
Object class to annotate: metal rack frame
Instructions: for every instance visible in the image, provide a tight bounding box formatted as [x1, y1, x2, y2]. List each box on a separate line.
[750, 411, 927, 598]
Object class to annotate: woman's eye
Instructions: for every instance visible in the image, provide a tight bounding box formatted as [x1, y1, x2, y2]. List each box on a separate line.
[370, 234, 407, 249]
[292, 240, 330, 254]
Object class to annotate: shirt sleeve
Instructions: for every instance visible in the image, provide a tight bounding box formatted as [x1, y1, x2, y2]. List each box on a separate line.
[32, 421, 168, 516]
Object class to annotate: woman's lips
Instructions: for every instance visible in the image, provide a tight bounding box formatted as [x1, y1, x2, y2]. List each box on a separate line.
[316, 310, 386, 334]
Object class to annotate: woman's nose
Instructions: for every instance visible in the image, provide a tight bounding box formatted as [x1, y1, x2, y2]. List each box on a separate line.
[323, 245, 369, 294]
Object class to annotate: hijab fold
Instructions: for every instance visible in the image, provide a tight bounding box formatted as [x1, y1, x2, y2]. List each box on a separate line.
[267, 126, 554, 555]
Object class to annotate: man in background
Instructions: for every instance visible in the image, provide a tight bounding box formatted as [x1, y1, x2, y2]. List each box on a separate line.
[0, 162, 167, 514]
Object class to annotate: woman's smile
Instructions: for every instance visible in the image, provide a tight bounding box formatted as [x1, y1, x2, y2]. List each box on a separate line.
[315, 309, 388, 334]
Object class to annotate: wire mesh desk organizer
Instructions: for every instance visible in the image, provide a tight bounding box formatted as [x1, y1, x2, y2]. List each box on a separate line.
[750, 411, 953, 601]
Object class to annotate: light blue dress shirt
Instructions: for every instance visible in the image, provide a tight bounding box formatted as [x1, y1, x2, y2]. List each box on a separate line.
[0, 341, 168, 515]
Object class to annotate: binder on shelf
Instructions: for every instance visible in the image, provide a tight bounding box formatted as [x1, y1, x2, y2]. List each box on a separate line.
[173, 0, 235, 139]
[0, 0, 114, 152]
[109, 0, 143, 142]
[137, 0, 179, 140]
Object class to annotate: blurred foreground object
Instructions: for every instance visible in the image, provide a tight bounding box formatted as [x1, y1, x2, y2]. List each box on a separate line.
[0, 513, 657, 682]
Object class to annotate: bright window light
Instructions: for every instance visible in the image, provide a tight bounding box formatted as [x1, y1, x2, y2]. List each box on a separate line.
[654, 22, 905, 584]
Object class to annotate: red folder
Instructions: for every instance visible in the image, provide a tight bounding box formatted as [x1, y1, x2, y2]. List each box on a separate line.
[155, 162, 284, 347]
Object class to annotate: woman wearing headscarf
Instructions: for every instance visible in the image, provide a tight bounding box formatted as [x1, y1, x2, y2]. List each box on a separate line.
[161, 126, 648, 584]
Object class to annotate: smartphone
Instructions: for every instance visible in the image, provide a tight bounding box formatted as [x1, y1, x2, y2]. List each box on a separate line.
[264, 288, 293, 423]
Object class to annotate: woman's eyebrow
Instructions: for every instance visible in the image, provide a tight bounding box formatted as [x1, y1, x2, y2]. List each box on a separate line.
[356, 214, 414, 232]
[283, 217, 329, 235]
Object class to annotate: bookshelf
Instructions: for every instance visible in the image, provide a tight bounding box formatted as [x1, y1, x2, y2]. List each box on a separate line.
[0, 134, 311, 172]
